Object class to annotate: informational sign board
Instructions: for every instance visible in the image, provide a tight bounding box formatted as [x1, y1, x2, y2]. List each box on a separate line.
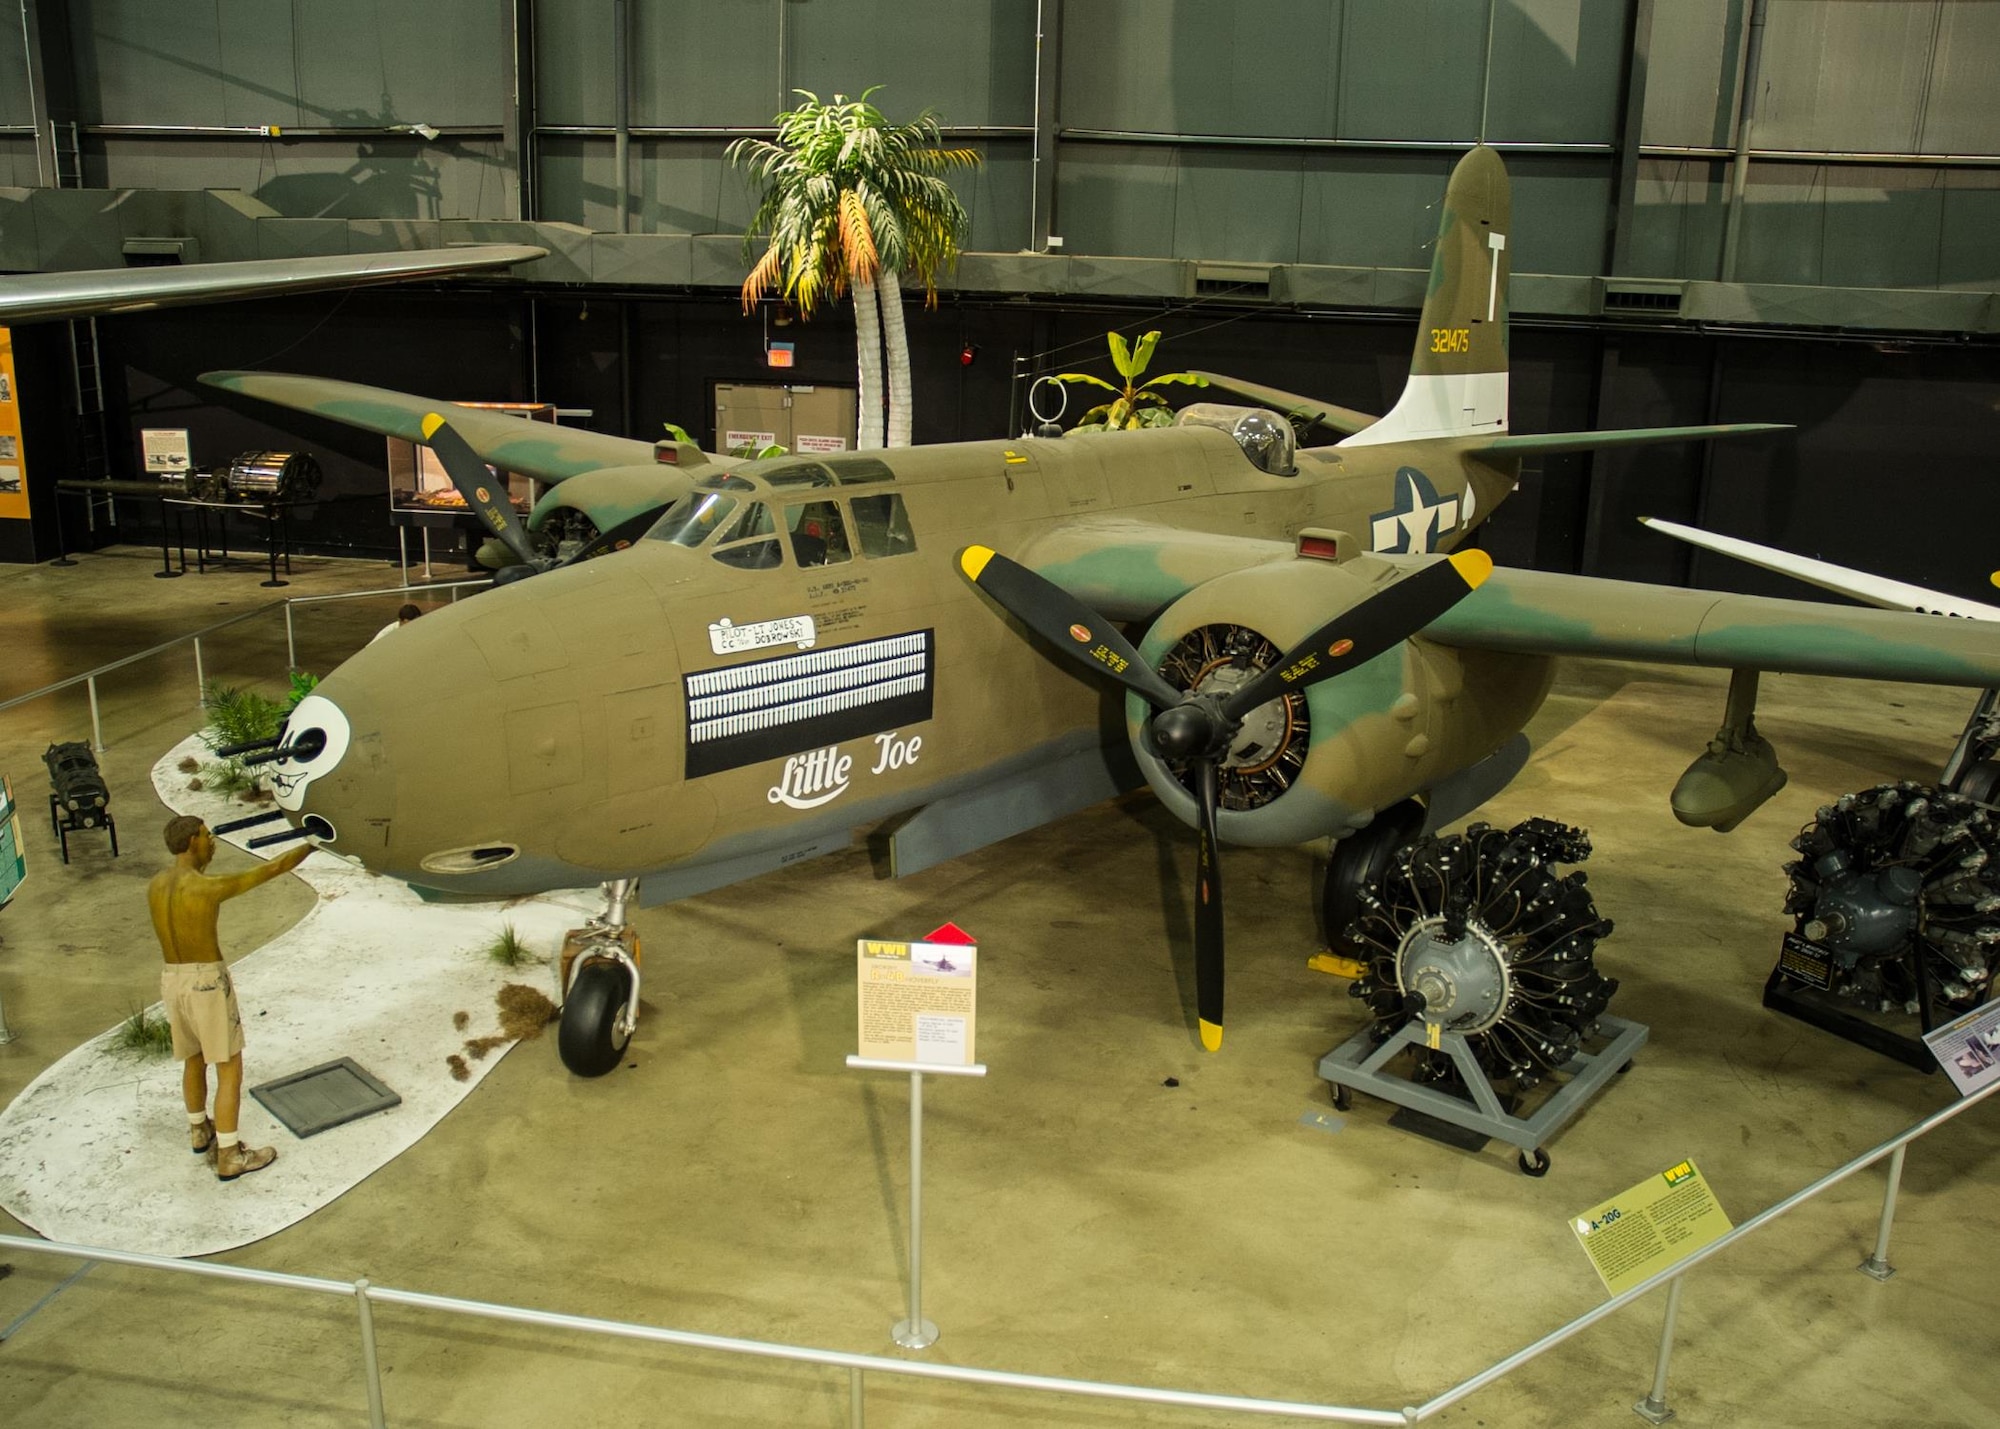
[1570, 1160, 1733, 1296]
[1922, 996, 2000, 1097]
[0, 776, 26, 907]
[140, 428, 193, 475]
[857, 938, 977, 1067]
[0, 328, 28, 520]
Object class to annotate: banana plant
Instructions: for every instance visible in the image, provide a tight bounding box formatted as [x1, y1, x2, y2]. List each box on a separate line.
[1057, 331, 1208, 432]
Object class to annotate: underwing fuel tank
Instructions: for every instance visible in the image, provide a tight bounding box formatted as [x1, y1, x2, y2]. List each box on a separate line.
[1671, 730, 1788, 833]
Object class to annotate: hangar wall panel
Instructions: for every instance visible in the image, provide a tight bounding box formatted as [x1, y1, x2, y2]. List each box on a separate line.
[1482, 0, 1624, 145]
[784, 0, 1034, 128]
[1640, 1, 1736, 151]
[1920, 5, 2000, 155]
[1060, 1, 1341, 138]
[1753, 0, 1939, 154]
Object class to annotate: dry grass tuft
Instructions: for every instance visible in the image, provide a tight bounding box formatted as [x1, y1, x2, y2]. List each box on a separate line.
[186, 778, 204, 792]
[452, 1010, 470, 1031]
[497, 983, 558, 1041]
[464, 1035, 508, 1060]
[446, 1055, 470, 1082]
[177, 756, 200, 773]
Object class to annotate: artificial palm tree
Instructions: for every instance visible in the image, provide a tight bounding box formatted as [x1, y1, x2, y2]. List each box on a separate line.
[731, 90, 979, 448]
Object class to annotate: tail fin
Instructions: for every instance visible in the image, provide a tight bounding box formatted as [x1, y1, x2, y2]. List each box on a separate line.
[1341, 146, 1510, 448]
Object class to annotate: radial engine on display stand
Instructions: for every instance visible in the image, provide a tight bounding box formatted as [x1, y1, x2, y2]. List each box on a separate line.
[1767, 780, 2000, 1069]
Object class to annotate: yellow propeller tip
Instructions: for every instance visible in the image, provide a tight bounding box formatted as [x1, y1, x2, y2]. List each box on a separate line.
[1198, 1020, 1223, 1052]
[1449, 547, 1495, 588]
[419, 412, 446, 440]
[1990, 569, 2000, 590]
[959, 545, 995, 580]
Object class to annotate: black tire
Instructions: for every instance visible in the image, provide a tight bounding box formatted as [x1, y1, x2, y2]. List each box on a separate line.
[1321, 800, 1425, 949]
[1330, 1083, 1352, 1112]
[1519, 1148, 1550, 1177]
[559, 960, 632, 1077]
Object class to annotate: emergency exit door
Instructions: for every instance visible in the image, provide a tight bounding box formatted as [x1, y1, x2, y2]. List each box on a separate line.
[713, 383, 858, 457]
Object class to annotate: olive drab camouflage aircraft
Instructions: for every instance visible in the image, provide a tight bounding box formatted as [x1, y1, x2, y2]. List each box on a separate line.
[200, 146, 2000, 1079]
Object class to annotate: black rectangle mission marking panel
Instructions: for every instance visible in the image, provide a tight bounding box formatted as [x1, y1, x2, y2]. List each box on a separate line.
[684, 628, 934, 779]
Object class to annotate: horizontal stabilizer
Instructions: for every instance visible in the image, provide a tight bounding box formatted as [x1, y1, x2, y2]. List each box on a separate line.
[1185, 371, 1378, 438]
[1469, 423, 1791, 458]
[1641, 517, 2000, 620]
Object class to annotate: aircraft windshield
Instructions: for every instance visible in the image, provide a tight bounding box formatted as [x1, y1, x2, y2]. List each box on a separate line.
[647, 491, 741, 547]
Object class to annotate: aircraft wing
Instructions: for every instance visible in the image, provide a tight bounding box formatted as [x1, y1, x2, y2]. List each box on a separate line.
[201, 370, 664, 483]
[1017, 517, 1294, 620]
[1465, 423, 1791, 458]
[0, 245, 546, 324]
[1423, 567, 2000, 687]
[1186, 371, 1378, 438]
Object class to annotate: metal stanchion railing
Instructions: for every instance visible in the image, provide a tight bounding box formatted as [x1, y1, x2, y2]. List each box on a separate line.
[1859, 1142, 1906, 1281]
[85, 676, 103, 752]
[354, 1277, 387, 1429]
[193, 635, 205, 702]
[1632, 1274, 1685, 1424]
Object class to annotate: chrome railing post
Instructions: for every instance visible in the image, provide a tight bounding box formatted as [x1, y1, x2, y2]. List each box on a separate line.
[193, 635, 204, 701]
[1859, 1144, 1906, 1282]
[1632, 1274, 1685, 1424]
[285, 601, 297, 672]
[355, 1277, 388, 1429]
[86, 675, 104, 751]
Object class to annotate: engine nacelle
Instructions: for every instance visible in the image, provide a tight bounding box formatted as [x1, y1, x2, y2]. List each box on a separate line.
[1127, 556, 1553, 847]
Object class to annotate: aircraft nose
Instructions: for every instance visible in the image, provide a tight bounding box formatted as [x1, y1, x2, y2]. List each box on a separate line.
[271, 692, 366, 845]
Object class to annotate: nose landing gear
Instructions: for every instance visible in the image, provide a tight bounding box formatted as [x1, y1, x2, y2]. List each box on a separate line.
[558, 878, 642, 1077]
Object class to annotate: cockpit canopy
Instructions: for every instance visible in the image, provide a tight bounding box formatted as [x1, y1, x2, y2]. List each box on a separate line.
[1175, 403, 1297, 476]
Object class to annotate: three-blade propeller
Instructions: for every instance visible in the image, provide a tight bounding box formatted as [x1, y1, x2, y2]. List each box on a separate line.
[419, 412, 664, 583]
[957, 543, 1493, 1051]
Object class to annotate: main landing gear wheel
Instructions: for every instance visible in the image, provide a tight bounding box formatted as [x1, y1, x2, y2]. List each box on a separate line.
[1344, 818, 1618, 1093]
[560, 960, 633, 1077]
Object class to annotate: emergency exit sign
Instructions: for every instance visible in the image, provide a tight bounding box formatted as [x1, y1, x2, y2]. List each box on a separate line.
[766, 342, 795, 369]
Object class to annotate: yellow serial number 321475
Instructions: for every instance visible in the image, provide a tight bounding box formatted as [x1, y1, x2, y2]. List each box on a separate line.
[1429, 327, 1472, 354]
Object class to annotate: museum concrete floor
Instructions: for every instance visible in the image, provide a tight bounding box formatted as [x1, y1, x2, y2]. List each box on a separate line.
[0, 545, 1993, 1428]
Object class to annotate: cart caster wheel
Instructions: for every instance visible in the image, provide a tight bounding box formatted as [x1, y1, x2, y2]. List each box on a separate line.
[1618, 1060, 1634, 1074]
[1330, 1083, 1351, 1112]
[559, 959, 633, 1077]
[1518, 1148, 1550, 1177]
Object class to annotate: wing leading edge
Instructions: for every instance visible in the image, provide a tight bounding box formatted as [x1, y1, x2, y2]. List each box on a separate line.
[200, 370, 664, 485]
[1424, 567, 2000, 688]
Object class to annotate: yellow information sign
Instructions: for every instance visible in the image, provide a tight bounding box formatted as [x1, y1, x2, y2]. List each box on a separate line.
[856, 938, 977, 1067]
[1571, 1160, 1733, 1296]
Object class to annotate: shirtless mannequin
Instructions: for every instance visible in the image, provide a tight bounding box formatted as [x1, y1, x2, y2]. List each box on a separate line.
[147, 815, 309, 1181]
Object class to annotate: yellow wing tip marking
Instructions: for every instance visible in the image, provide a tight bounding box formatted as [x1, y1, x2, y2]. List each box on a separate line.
[1449, 548, 1494, 589]
[419, 412, 446, 440]
[959, 545, 995, 581]
[1198, 1019, 1223, 1052]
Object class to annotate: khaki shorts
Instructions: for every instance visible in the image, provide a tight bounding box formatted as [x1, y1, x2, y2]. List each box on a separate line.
[160, 960, 245, 1063]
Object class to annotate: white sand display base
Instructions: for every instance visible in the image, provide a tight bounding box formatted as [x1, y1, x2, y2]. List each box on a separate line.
[0, 733, 598, 1257]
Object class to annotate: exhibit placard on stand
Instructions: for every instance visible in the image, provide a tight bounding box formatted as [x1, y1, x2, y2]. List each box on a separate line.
[846, 922, 984, 1351]
[1571, 1160, 1733, 1296]
[1922, 996, 2000, 1096]
[139, 428, 192, 476]
[856, 933, 977, 1067]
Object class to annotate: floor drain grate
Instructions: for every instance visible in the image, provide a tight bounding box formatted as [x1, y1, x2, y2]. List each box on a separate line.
[250, 1058, 401, 1138]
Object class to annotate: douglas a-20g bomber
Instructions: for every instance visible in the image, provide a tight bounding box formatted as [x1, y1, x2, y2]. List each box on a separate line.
[204, 147, 2000, 1080]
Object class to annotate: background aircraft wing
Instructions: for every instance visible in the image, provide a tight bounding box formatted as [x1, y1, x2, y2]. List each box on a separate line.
[201, 370, 665, 483]
[1640, 517, 2000, 620]
[0, 244, 545, 324]
[1423, 567, 2000, 687]
[1465, 423, 1790, 457]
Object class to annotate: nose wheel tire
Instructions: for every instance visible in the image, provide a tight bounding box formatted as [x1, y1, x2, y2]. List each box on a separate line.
[559, 960, 633, 1077]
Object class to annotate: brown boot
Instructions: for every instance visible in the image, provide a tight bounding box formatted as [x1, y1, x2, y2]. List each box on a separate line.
[214, 1140, 277, 1181]
[189, 1119, 216, 1157]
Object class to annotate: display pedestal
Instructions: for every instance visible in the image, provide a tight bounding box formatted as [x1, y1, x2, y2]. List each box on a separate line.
[1318, 1013, 1648, 1174]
